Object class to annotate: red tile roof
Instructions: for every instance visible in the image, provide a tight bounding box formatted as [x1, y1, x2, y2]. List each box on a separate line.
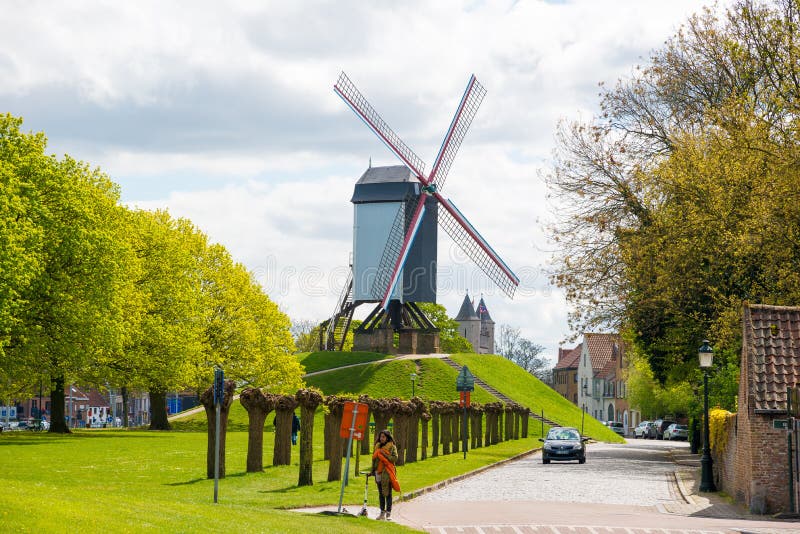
[585, 333, 623, 376]
[554, 346, 581, 369]
[743, 303, 800, 412]
[87, 389, 110, 408]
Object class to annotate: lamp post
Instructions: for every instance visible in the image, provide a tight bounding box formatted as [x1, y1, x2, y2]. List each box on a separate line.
[410, 373, 417, 398]
[581, 383, 588, 434]
[698, 340, 717, 492]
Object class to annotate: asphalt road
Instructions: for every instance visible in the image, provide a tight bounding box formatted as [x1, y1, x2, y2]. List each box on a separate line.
[392, 437, 799, 534]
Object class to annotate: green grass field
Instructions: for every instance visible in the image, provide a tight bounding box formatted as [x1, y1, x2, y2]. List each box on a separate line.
[1, 351, 621, 531]
[298, 351, 392, 374]
[0, 420, 535, 533]
[450, 354, 623, 443]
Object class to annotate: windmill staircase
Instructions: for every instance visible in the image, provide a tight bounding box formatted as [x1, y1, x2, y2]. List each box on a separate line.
[319, 270, 356, 351]
[441, 356, 560, 427]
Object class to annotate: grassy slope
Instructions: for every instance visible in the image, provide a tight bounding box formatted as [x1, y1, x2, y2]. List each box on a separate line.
[305, 358, 496, 404]
[451, 354, 623, 443]
[298, 351, 392, 374]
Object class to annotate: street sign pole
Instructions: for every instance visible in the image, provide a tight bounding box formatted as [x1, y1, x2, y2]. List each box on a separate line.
[338, 403, 359, 514]
[456, 366, 475, 460]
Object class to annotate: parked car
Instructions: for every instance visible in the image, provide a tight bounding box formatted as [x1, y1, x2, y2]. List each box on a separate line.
[607, 421, 625, 437]
[633, 421, 652, 438]
[651, 419, 676, 440]
[663, 423, 688, 440]
[539, 427, 588, 464]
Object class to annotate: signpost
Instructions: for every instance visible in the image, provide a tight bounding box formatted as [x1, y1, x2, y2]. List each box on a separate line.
[337, 401, 370, 514]
[456, 366, 475, 459]
[213, 367, 224, 504]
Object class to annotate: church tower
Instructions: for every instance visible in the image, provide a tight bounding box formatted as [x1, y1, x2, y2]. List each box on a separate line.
[455, 293, 481, 352]
[476, 296, 495, 354]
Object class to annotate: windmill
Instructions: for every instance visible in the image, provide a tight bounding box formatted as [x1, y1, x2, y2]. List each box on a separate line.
[320, 72, 519, 354]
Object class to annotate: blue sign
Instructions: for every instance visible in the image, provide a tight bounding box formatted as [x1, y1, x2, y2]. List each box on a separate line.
[213, 368, 224, 405]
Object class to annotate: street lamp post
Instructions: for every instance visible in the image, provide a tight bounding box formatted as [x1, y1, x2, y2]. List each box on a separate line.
[410, 373, 417, 398]
[581, 383, 588, 434]
[698, 340, 717, 492]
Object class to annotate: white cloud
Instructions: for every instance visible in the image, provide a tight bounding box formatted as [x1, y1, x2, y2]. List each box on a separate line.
[1, 0, 720, 358]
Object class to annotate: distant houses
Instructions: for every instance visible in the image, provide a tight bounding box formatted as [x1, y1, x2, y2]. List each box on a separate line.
[552, 333, 636, 433]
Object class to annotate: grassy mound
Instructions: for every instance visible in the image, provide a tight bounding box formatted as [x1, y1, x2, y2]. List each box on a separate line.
[451, 354, 623, 443]
[298, 351, 392, 374]
[305, 357, 496, 404]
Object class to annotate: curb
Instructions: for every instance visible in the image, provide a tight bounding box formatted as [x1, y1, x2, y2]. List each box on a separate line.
[672, 470, 694, 504]
[400, 446, 541, 501]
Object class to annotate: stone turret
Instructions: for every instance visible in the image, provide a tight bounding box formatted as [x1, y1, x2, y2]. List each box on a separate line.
[476, 296, 495, 354]
[455, 293, 480, 352]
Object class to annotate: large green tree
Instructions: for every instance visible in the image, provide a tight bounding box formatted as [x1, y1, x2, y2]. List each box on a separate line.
[416, 302, 474, 353]
[548, 0, 800, 401]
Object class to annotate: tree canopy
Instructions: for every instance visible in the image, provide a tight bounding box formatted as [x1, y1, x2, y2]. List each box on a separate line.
[547, 0, 800, 406]
[0, 115, 300, 431]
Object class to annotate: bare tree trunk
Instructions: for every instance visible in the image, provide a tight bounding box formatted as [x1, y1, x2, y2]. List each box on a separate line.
[273, 395, 299, 467]
[421, 412, 430, 460]
[485, 409, 493, 446]
[121, 386, 130, 427]
[325, 396, 346, 482]
[149, 389, 171, 430]
[239, 388, 276, 473]
[48, 375, 69, 434]
[441, 411, 451, 455]
[296, 388, 323, 486]
[393, 401, 413, 467]
[521, 408, 530, 438]
[200, 380, 235, 478]
[431, 407, 440, 457]
[451, 403, 460, 454]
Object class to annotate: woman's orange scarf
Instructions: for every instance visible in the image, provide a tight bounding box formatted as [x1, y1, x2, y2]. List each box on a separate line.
[372, 444, 400, 492]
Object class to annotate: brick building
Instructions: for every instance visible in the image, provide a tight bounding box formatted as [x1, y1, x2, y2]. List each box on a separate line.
[553, 346, 580, 404]
[715, 303, 800, 513]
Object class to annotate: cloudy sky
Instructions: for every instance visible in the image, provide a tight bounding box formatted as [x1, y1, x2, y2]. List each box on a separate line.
[2, 0, 710, 360]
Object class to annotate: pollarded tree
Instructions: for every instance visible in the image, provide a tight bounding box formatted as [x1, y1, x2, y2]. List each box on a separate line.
[239, 388, 278, 472]
[295, 387, 323, 486]
[273, 395, 299, 466]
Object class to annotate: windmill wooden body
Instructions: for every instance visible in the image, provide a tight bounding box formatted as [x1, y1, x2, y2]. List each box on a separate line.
[320, 72, 519, 354]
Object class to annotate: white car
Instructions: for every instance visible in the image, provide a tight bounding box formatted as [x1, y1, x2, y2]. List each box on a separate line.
[663, 423, 688, 440]
[633, 421, 652, 438]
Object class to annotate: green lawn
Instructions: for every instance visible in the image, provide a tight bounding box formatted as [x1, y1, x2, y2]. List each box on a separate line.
[450, 354, 624, 443]
[298, 351, 392, 374]
[0, 418, 537, 532]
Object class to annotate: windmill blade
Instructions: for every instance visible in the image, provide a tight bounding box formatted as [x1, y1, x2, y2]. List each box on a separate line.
[376, 196, 427, 310]
[334, 72, 428, 181]
[435, 195, 519, 298]
[429, 75, 486, 192]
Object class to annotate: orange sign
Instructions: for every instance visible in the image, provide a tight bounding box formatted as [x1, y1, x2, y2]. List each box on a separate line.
[339, 401, 370, 440]
[459, 391, 471, 408]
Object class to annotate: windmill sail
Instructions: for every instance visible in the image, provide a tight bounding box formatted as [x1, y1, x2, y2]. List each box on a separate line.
[335, 72, 519, 307]
[429, 75, 486, 192]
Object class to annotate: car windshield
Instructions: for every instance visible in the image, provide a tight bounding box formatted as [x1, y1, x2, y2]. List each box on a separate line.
[610, 422, 623, 427]
[675, 425, 688, 430]
[547, 429, 580, 441]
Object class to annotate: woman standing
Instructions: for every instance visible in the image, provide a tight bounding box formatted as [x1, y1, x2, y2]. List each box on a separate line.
[371, 429, 400, 520]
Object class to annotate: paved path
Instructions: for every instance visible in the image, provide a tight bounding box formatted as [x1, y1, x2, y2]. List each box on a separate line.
[392, 439, 800, 534]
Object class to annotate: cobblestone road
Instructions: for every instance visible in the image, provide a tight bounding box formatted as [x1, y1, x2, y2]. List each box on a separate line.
[416, 440, 682, 506]
[395, 439, 800, 534]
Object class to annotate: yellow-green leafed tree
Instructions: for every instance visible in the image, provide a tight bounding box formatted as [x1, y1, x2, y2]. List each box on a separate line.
[195, 243, 301, 394]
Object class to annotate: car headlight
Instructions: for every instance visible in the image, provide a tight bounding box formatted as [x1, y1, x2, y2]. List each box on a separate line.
[544, 443, 553, 450]
[572, 444, 583, 450]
